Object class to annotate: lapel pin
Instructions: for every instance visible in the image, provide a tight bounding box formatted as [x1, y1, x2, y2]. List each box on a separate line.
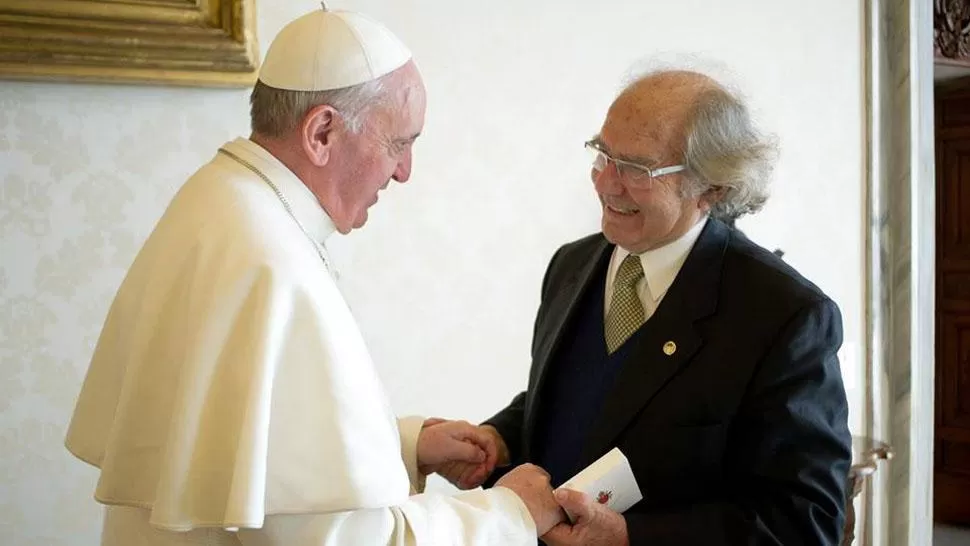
[663, 341, 677, 356]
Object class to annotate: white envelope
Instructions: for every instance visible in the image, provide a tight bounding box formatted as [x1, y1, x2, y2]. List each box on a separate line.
[556, 447, 643, 520]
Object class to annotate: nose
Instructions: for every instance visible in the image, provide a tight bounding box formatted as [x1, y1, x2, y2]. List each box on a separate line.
[391, 148, 413, 183]
[592, 165, 623, 196]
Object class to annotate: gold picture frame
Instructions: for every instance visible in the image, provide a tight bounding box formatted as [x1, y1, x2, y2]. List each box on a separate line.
[0, 0, 259, 88]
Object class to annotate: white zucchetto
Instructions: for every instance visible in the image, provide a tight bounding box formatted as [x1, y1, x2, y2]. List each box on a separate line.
[258, 5, 412, 91]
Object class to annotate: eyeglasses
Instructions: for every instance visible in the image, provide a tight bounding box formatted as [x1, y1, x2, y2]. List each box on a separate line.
[584, 139, 686, 187]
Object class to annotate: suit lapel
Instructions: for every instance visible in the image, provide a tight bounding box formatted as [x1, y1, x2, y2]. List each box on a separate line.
[524, 238, 613, 453]
[580, 219, 731, 466]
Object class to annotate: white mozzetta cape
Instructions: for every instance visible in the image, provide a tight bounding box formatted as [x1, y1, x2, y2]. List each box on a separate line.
[65, 138, 535, 545]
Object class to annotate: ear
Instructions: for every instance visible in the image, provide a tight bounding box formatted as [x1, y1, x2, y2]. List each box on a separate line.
[699, 185, 728, 211]
[301, 104, 339, 167]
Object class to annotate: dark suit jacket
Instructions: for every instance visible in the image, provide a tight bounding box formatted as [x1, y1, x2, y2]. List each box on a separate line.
[484, 218, 852, 545]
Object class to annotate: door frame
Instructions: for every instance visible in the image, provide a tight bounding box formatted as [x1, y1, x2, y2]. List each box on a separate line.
[863, 0, 936, 544]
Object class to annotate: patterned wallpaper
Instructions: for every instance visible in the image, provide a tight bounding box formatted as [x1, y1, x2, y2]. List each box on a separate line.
[0, 89, 232, 544]
[0, 6, 307, 543]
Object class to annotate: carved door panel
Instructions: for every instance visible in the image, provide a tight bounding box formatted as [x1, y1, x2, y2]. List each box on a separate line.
[935, 80, 970, 526]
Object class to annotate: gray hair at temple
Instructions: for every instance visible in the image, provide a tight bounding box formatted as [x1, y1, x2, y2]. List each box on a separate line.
[681, 85, 778, 220]
[249, 77, 389, 138]
[622, 59, 779, 221]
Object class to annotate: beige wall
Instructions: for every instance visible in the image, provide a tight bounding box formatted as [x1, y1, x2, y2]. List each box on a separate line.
[0, 0, 865, 543]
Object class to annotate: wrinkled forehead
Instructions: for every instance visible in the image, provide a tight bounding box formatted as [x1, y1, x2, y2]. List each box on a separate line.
[387, 71, 427, 132]
[401, 80, 427, 131]
[367, 76, 426, 139]
[599, 92, 689, 162]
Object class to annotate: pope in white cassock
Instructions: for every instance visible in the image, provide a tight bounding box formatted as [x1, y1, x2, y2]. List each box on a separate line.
[64, 5, 565, 546]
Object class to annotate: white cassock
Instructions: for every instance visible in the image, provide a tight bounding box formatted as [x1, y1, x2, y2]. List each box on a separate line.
[64, 137, 536, 546]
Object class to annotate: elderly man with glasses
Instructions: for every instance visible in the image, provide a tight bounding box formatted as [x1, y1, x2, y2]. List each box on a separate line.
[436, 69, 853, 545]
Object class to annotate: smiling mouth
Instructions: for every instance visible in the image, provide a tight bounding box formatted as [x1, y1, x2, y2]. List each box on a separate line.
[606, 203, 640, 215]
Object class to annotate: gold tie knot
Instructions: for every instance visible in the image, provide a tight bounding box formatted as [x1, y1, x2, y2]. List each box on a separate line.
[616, 254, 644, 286]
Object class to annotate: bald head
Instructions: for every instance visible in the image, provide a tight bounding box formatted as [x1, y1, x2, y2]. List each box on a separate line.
[623, 69, 720, 95]
[608, 71, 723, 161]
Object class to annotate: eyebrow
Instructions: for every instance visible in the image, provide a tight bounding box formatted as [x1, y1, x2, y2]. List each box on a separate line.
[590, 136, 658, 166]
[395, 132, 421, 145]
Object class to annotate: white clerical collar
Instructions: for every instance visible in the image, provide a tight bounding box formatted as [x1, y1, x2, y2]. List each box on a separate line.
[615, 216, 708, 301]
[221, 137, 337, 246]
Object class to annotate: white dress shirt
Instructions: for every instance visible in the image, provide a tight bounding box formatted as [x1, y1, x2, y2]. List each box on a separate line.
[604, 217, 709, 320]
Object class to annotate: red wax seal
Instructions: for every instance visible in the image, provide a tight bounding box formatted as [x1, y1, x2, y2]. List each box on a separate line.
[597, 490, 612, 504]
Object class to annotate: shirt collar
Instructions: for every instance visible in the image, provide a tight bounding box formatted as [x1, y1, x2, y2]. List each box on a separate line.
[615, 216, 709, 301]
[221, 137, 337, 246]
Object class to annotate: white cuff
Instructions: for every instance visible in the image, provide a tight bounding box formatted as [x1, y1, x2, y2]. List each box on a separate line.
[484, 486, 537, 538]
[397, 415, 427, 494]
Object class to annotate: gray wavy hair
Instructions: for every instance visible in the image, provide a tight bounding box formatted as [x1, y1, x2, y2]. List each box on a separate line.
[621, 62, 779, 221]
[249, 77, 390, 138]
[680, 85, 779, 220]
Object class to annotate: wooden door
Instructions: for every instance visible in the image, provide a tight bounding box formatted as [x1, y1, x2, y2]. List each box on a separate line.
[935, 77, 970, 526]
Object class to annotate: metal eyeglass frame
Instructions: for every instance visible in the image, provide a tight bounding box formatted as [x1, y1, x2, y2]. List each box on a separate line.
[584, 139, 686, 186]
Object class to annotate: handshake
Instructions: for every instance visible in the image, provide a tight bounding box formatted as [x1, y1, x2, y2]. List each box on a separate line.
[415, 418, 625, 543]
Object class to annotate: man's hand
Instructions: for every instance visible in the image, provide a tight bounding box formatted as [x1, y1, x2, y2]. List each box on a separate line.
[433, 424, 510, 489]
[416, 418, 496, 486]
[540, 489, 629, 546]
[495, 463, 565, 536]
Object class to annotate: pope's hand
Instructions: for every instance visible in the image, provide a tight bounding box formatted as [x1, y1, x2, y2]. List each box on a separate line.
[540, 488, 629, 546]
[432, 424, 510, 489]
[495, 463, 565, 536]
[416, 418, 497, 485]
